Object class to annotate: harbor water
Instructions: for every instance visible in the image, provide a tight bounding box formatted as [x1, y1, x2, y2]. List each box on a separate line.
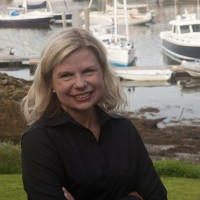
[0, 1, 200, 126]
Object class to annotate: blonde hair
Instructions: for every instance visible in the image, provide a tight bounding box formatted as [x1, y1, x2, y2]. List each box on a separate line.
[21, 28, 126, 124]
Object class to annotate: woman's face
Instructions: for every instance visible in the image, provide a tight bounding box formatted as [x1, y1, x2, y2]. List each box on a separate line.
[52, 48, 104, 115]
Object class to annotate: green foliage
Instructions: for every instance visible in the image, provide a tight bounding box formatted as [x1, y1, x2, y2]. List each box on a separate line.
[0, 142, 22, 174]
[1, 141, 200, 179]
[154, 160, 200, 178]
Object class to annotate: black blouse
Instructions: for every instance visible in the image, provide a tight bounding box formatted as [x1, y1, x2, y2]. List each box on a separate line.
[21, 107, 167, 200]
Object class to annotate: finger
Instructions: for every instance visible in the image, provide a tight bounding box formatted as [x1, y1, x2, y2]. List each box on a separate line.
[129, 191, 143, 200]
[62, 187, 75, 200]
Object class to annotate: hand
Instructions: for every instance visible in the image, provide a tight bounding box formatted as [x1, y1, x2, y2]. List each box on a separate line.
[129, 191, 143, 200]
[62, 187, 75, 200]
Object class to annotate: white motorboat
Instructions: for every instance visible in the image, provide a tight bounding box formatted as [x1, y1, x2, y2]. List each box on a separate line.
[160, 11, 200, 63]
[0, 0, 53, 28]
[113, 67, 173, 81]
[181, 60, 200, 78]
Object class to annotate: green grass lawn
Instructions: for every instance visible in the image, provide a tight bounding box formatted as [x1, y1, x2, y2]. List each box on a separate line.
[0, 174, 26, 200]
[1, 174, 200, 200]
[161, 177, 200, 200]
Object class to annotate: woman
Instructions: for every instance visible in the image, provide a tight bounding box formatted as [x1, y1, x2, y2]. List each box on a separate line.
[21, 28, 167, 200]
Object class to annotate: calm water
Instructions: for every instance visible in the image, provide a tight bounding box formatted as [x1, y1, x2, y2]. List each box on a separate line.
[0, 2, 200, 125]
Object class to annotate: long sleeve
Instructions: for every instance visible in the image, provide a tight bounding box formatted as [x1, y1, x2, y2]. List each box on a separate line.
[133, 126, 167, 199]
[21, 128, 66, 200]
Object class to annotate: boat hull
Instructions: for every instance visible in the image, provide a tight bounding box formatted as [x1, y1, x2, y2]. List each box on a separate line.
[0, 11, 53, 28]
[181, 60, 200, 77]
[113, 68, 173, 81]
[161, 38, 200, 62]
[107, 48, 135, 67]
[0, 18, 51, 27]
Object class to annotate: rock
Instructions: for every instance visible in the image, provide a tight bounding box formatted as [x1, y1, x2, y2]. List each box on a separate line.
[0, 73, 31, 143]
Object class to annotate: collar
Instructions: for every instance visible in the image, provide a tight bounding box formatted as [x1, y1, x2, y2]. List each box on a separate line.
[43, 106, 125, 127]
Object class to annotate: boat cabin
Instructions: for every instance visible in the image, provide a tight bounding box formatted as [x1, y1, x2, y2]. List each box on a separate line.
[170, 14, 200, 35]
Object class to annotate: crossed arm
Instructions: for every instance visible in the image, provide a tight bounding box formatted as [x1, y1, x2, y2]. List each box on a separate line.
[62, 187, 143, 200]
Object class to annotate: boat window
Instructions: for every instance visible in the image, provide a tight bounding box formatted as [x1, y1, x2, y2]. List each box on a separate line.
[180, 25, 190, 34]
[192, 24, 200, 32]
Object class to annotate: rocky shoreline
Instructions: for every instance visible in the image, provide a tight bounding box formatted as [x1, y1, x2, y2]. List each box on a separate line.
[0, 72, 199, 164]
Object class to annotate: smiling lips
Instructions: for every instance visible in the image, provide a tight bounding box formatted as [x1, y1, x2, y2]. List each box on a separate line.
[71, 92, 92, 101]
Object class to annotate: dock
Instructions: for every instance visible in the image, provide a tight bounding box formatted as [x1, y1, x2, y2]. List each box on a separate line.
[0, 52, 192, 81]
[0, 47, 29, 68]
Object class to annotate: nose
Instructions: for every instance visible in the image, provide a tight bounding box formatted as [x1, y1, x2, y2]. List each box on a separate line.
[73, 75, 87, 89]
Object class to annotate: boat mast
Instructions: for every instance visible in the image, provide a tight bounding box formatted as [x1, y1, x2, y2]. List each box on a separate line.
[22, 0, 27, 13]
[88, 0, 93, 9]
[197, 0, 199, 19]
[46, 0, 53, 12]
[113, 0, 118, 43]
[123, 0, 129, 41]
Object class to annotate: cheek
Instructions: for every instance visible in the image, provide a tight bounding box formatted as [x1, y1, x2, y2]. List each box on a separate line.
[95, 76, 104, 93]
[54, 82, 71, 96]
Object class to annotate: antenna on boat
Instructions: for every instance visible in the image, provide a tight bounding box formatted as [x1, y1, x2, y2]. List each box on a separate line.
[174, 0, 177, 18]
[197, 0, 200, 19]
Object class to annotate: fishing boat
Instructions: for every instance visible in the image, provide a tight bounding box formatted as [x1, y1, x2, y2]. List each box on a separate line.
[0, 0, 53, 28]
[160, 10, 200, 63]
[181, 60, 200, 78]
[91, 0, 135, 67]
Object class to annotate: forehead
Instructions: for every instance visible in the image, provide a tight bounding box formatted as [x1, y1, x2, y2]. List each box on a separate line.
[53, 48, 101, 72]
[63, 48, 99, 64]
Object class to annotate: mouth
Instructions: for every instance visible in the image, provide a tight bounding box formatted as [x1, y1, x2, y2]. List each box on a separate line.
[71, 92, 92, 101]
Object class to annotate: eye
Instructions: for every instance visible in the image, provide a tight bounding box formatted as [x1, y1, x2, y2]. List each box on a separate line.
[59, 72, 73, 80]
[84, 68, 97, 76]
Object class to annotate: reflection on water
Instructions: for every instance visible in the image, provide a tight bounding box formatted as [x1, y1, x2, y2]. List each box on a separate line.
[122, 82, 200, 126]
[179, 78, 200, 91]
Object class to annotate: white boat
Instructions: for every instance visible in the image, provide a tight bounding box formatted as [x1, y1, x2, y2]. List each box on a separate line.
[0, 0, 53, 28]
[106, 3, 154, 25]
[113, 67, 173, 81]
[81, 1, 154, 26]
[160, 10, 200, 63]
[181, 60, 200, 78]
[91, 0, 135, 67]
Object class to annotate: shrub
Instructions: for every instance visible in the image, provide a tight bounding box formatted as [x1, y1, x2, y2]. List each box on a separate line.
[0, 142, 21, 174]
[154, 160, 200, 178]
